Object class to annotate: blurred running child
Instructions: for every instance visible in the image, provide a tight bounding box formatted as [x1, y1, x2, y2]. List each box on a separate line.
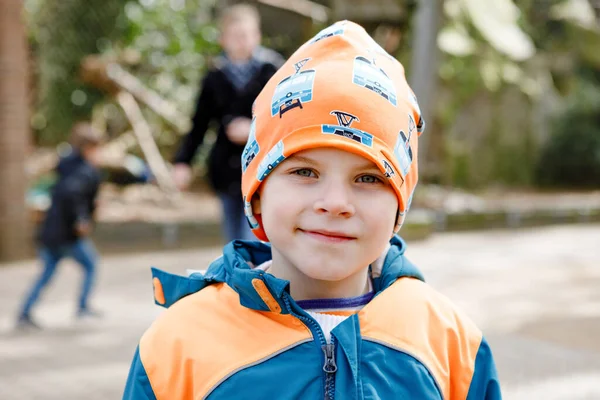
[17, 122, 104, 329]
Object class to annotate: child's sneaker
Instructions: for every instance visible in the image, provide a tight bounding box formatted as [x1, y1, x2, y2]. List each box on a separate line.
[76, 307, 104, 320]
[16, 314, 42, 331]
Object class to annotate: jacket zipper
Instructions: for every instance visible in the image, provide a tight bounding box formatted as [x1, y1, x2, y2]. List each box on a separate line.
[283, 296, 337, 399]
[322, 339, 337, 399]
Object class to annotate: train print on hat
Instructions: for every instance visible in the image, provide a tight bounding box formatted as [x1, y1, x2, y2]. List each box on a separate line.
[321, 111, 374, 147]
[271, 58, 316, 118]
[241, 117, 259, 173]
[352, 56, 398, 106]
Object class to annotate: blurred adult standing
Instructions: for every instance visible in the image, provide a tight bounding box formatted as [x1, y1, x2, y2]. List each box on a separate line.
[172, 3, 284, 242]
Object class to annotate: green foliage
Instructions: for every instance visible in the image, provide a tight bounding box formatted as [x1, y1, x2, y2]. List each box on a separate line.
[438, 54, 484, 126]
[437, 0, 600, 188]
[29, 0, 125, 145]
[26, 0, 221, 147]
[489, 133, 536, 186]
[117, 0, 221, 157]
[449, 149, 471, 188]
[518, 0, 569, 51]
[120, 0, 220, 114]
[535, 79, 600, 188]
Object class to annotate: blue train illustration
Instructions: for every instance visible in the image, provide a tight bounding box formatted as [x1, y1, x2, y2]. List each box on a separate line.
[243, 196, 259, 229]
[257, 140, 286, 182]
[309, 22, 346, 44]
[417, 116, 425, 133]
[394, 127, 414, 176]
[321, 111, 374, 147]
[398, 190, 415, 218]
[407, 113, 417, 137]
[382, 159, 395, 178]
[406, 190, 415, 211]
[322, 124, 374, 147]
[241, 118, 259, 173]
[271, 58, 316, 118]
[406, 90, 426, 133]
[353, 56, 397, 106]
[408, 90, 421, 114]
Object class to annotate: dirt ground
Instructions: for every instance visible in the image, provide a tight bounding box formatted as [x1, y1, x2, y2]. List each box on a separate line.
[0, 224, 599, 399]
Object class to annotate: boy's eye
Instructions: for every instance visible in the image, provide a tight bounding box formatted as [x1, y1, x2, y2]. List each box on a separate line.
[293, 168, 316, 177]
[357, 174, 383, 184]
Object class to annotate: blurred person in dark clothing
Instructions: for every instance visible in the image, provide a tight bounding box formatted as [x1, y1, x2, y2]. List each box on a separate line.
[172, 3, 284, 243]
[17, 122, 104, 329]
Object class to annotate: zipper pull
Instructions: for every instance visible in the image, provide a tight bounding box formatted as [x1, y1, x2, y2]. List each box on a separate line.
[322, 344, 337, 373]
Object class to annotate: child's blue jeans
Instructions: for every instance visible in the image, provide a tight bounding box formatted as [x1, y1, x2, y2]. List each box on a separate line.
[218, 192, 256, 243]
[20, 239, 98, 317]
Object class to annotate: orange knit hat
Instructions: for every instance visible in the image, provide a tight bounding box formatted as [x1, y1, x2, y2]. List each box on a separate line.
[241, 21, 425, 242]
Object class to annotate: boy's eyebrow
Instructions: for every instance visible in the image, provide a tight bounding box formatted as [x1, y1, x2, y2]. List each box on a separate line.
[286, 155, 319, 166]
[287, 154, 382, 171]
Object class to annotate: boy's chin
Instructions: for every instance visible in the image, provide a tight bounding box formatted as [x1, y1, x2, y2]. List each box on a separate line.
[297, 263, 365, 283]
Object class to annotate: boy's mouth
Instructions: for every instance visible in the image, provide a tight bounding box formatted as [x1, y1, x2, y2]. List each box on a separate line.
[299, 229, 357, 242]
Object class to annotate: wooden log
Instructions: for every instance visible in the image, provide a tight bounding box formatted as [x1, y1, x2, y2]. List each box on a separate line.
[330, 0, 405, 24]
[256, 0, 329, 23]
[80, 56, 189, 134]
[107, 63, 190, 134]
[80, 56, 120, 96]
[116, 91, 179, 203]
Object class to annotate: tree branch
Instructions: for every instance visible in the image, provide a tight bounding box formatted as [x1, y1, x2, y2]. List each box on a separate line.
[256, 0, 329, 23]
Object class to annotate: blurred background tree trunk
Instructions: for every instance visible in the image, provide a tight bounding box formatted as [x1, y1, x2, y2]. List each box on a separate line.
[0, 0, 32, 261]
[410, 0, 443, 177]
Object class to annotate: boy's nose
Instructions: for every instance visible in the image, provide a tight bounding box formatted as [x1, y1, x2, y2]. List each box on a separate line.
[313, 182, 355, 217]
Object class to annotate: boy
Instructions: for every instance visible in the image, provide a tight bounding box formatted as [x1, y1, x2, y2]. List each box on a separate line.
[17, 122, 103, 329]
[172, 3, 284, 243]
[124, 21, 501, 399]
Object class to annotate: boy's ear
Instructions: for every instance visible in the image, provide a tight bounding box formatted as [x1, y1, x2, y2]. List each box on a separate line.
[251, 194, 261, 215]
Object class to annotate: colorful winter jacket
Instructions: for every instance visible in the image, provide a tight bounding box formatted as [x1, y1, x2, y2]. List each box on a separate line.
[123, 236, 502, 399]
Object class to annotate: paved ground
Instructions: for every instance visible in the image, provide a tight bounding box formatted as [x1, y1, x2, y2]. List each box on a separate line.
[0, 224, 599, 399]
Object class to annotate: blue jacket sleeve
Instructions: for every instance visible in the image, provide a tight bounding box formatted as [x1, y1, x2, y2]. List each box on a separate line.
[123, 346, 157, 400]
[466, 336, 502, 400]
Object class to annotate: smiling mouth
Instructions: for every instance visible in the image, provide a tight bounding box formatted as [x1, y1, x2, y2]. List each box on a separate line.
[299, 229, 357, 243]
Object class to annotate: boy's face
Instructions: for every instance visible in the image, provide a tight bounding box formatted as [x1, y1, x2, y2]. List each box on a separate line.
[253, 147, 398, 284]
[220, 19, 260, 62]
[82, 144, 102, 167]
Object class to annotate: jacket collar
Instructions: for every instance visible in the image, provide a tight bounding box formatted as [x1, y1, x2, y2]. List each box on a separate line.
[151, 236, 424, 313]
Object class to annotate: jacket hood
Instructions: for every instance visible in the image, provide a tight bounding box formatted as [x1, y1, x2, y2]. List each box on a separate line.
[151, 235, 424, 313]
